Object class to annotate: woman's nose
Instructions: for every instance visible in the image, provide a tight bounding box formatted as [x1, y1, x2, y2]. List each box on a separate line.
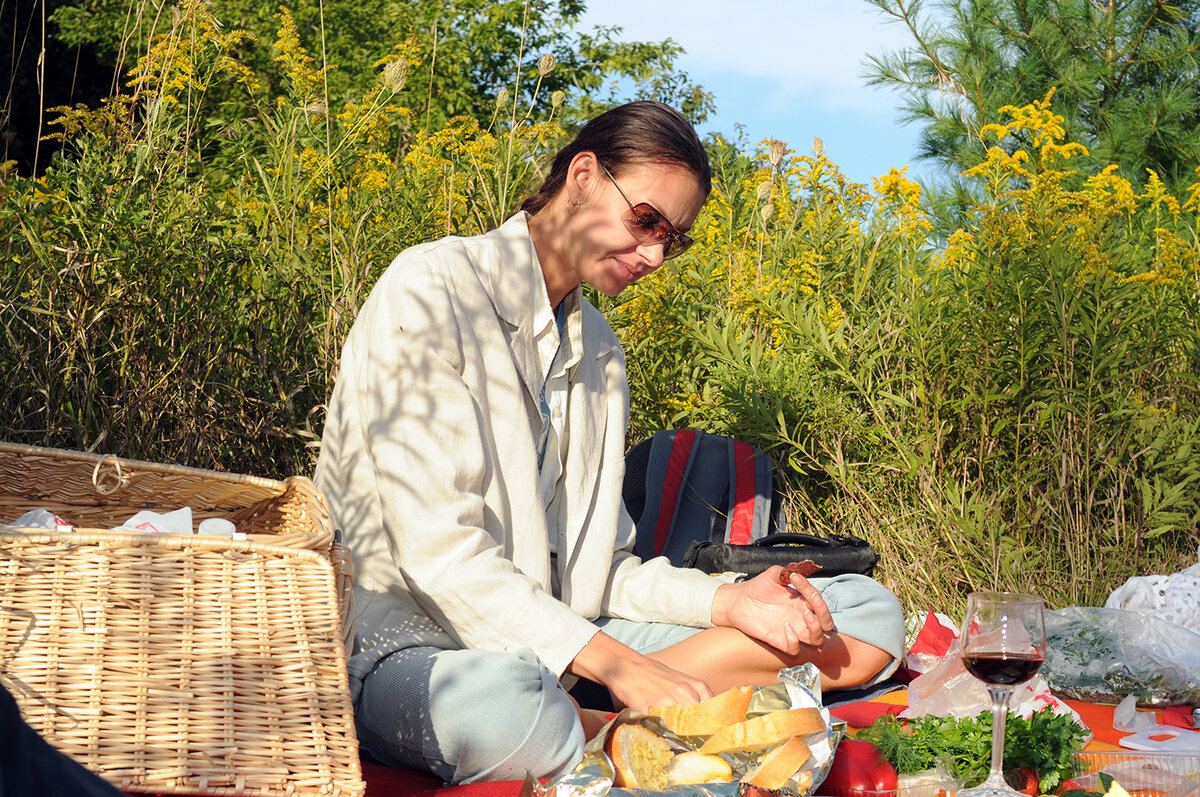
[636, 240, 667, 272]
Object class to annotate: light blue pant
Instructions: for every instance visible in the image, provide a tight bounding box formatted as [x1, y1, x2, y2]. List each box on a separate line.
[353, 574, 904, 785]
[353, 618, 700, 785]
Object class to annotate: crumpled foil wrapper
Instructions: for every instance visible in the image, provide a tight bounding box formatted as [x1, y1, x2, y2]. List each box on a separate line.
[525, 663, 844, 797]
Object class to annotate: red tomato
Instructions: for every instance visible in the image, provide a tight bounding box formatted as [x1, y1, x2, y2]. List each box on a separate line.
[822, 738, 899, 796]
[1005, 767, 1038, 796]
[1057, 779, 1085, 794]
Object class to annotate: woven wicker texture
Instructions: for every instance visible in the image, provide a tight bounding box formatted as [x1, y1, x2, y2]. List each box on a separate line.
[0, 530, 365, 796]
[0, 443, 334, 551]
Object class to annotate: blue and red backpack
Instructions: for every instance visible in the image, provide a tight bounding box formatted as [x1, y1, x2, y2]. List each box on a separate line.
[622, 429, 787, 566]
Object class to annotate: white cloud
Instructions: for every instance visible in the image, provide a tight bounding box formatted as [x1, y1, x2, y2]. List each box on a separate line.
[576, 1, 927, 184]
[578, 1, 912, 111]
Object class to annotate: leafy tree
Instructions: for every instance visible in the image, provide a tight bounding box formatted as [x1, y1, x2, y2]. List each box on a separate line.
[863, 0, 1200, 189]
[2, 0, 115, 174]
[45, 0, 712, 138]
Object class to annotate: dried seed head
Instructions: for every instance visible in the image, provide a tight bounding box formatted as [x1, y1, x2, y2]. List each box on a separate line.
[759, 203, 775, 223]
[551, 90, 565, 108]
[305, 101, 328, 116]
[496, 88, 511, 108]
[383, 58, 408, 92]
[382, 59, 407, 91]
[755, 181, 772, 201]
[813, 136, 825, 157]
[537, 54, 556, 77]
[767, 138, 786, 168]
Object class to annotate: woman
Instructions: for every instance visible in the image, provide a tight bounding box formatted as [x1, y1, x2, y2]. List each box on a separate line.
[314, 101, 905, 785]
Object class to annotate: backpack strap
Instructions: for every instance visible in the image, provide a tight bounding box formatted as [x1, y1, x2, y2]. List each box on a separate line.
[633, 429, 698, 560]
[724, 438, 782, 545]
[726, 439, 758, 545]
[628, 429, 786, 564]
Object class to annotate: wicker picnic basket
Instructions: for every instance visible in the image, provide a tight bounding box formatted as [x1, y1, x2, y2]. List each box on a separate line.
[0, 442, 335, 551]
[0, 530, 364, 796]
[0, 443, 364, 796]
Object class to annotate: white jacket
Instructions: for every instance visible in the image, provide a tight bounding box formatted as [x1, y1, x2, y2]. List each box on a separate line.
[315, 214, 724, 698]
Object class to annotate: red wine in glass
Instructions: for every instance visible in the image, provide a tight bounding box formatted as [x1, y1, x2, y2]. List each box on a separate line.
[962, 652, 1045, 685]
[957, 592, 1047, 797]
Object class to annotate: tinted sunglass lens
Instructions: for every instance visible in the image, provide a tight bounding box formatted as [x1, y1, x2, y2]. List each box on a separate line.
[666, 235, 693, 260]
[632, 206, 664, 234]
[625, 202, 692, 259]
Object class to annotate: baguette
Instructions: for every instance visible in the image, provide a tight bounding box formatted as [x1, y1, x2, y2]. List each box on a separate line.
[743, 735, 813, 790]
[647, 685, 754, 737]
[698, 707, 825, 755]
[665, 751, 734, 786]
[605, 722, 673, 790]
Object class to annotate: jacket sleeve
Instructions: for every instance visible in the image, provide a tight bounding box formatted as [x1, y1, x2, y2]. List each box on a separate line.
[600, 505, 731, 627]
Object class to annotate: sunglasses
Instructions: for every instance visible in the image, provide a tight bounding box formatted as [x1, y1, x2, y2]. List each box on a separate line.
[600, 163, 694, 260]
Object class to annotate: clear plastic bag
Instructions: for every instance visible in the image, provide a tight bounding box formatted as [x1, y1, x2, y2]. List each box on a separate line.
[1042, 606, 1200, 706]
[899, 610, 1082, 724]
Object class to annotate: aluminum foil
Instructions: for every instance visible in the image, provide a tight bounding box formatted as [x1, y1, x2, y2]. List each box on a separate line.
[529, 664, 844, 797]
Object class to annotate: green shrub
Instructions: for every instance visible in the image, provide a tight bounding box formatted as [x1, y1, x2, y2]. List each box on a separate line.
[606, 95, 1200, 613]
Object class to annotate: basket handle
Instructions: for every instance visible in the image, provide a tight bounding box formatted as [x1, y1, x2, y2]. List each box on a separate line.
[91, 454, 130, 495]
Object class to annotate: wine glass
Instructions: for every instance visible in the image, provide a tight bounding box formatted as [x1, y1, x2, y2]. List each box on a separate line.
[958, 592, 1047, 797]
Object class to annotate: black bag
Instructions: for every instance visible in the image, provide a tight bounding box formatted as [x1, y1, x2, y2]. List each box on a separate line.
[682, 532, 878, 578]
[622, 429, 878, 578]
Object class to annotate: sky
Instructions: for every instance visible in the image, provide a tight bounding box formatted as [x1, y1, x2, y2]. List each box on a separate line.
[575, 1, 929, 188]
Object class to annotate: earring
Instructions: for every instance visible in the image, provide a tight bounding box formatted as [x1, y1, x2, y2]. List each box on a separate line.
[567, 197, 582, 215]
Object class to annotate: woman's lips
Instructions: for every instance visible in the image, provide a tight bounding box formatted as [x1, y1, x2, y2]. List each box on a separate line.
[617, 261, 641, 284]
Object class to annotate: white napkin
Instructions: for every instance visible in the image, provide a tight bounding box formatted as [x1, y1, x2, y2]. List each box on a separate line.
[6, 508, 73, 531]
[114, 507, 192, 534]
[1113, 694, 1160, 732]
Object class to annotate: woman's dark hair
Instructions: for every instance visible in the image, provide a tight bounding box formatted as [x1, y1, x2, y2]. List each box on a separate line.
[520, 101, 711, 216]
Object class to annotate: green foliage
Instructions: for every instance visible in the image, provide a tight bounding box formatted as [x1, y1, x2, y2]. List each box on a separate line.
[606, 94, 1200, 613]
[47, 0, 713, 140]
[1, 0, 1197, 616]
[1, 0, 561, 473]
[858, 709, 1090, 791]
[863, 0, 1200, 191]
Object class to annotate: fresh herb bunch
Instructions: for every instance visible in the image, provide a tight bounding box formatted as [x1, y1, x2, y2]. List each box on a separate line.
[857, 708, 1089, 791]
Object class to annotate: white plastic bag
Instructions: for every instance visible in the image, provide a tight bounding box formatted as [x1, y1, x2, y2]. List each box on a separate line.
[5, 508, 73, 531]
[113, 507, 193, 534]
[1105, 548, 1200, 632]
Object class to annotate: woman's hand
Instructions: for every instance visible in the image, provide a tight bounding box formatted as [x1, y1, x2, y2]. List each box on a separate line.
[568, 631, 714, 711]
[709, 567, 834, 654]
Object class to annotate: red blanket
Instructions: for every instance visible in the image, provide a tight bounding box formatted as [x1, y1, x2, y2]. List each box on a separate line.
[361, 697, 1196, 795]
[361, 761, 523, 797]
[123, 696, 1197, 796]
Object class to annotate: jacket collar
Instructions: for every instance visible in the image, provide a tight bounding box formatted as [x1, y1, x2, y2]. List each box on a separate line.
[477, 213, 538, 329]
[468, 213, 543, 403]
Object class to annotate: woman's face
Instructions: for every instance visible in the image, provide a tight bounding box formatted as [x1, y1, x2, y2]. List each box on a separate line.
[564, 157, 707, 297]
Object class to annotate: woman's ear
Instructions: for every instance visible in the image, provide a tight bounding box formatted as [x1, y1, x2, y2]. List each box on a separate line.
[566, 151, 601, 207]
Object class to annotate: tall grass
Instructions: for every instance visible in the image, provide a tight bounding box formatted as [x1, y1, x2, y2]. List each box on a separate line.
[603, 98, 1200, 613]
[2, 0, 562, 471]
[2, 10, 1197, 613]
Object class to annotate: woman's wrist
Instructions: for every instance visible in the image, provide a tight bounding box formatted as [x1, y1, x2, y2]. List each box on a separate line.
[710, 582, 736, 628]
[567, 631, 645, 687]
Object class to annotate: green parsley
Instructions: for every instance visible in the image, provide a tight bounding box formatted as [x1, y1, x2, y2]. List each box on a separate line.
[857, 708, 1089, 792]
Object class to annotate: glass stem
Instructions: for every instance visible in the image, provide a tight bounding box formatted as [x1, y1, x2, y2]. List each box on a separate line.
[985, 685, 1014, 787]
